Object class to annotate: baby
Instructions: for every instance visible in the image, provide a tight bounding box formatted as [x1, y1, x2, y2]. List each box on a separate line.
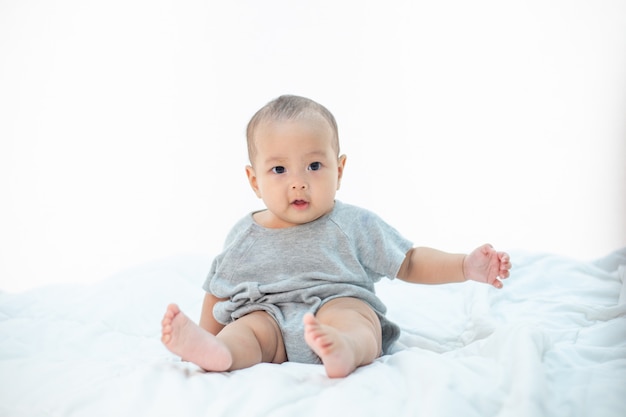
[161, 95, 511, 378]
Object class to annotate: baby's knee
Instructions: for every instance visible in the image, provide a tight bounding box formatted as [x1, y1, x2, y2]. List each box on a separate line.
[318, 298, 381, 331]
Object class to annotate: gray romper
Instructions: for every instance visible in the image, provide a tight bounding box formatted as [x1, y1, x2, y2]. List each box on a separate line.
[203, 200, 413, 364]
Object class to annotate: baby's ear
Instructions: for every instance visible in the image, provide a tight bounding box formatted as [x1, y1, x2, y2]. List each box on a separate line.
[245, 165, 262, 198]
[336, 154, 347, 189]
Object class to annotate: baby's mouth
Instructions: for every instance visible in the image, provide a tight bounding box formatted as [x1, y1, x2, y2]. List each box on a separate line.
[292, 199, 309, 208]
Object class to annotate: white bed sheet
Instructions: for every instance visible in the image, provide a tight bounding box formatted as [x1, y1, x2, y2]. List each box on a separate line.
[1, 249, 625, 417]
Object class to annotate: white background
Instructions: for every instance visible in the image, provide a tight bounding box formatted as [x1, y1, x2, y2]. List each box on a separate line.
[1, 0, 625, 292]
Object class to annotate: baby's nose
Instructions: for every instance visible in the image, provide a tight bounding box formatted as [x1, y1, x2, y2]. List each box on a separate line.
[291, 180, 308, 190]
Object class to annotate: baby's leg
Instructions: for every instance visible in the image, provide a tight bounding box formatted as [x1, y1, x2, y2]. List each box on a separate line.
[303, 298, 382, 378]
[161, 304, 286, 371]
[216, 310, 287, 370]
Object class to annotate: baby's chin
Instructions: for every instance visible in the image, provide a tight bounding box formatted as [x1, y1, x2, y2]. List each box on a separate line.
[283, 208, 329, 227]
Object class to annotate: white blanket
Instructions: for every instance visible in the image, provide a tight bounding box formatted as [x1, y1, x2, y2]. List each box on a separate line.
[1, 249, 625, 417]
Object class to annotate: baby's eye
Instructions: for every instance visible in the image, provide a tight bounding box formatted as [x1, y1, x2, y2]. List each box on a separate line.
[271, 166, 286, 174]
[308, 162, 322, 171]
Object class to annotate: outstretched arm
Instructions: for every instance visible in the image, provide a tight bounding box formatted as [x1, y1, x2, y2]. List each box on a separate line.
[396, 244, 511, 289]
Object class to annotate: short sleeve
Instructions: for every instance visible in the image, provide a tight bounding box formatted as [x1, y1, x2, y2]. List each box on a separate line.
[333, 204, 413, 281]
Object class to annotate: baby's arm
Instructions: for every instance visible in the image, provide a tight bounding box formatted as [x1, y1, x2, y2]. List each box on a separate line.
[396, 244, 511, 289]
[199, 293, 227, 335]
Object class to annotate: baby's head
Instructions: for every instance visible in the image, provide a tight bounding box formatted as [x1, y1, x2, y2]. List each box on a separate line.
[246, 95, 340, 165]
[244, 95, 347, 228]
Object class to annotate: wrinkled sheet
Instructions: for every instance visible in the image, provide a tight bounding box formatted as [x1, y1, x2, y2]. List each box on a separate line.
[1, 249, 625, 417]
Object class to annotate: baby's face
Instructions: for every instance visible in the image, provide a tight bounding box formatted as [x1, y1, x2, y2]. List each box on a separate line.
[246, 116, 346, 228]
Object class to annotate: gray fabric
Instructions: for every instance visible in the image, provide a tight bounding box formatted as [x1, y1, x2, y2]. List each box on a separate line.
[203, 200, 413, 363]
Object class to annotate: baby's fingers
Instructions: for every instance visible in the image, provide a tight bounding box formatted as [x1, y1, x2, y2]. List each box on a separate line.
[498, 252, 512, 279]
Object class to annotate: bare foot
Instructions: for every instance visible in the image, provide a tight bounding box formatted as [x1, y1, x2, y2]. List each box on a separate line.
[303, 313, 357, 378]
[161, 304, 232, 371]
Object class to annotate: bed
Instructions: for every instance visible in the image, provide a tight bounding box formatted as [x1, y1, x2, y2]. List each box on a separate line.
[1, 248, 625, 417]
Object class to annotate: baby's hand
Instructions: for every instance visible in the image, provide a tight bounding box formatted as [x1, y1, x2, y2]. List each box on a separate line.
[463, 244, 511, 289]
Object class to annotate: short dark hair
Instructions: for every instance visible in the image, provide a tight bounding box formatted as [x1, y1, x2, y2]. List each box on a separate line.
[246, 95, 339, 162]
